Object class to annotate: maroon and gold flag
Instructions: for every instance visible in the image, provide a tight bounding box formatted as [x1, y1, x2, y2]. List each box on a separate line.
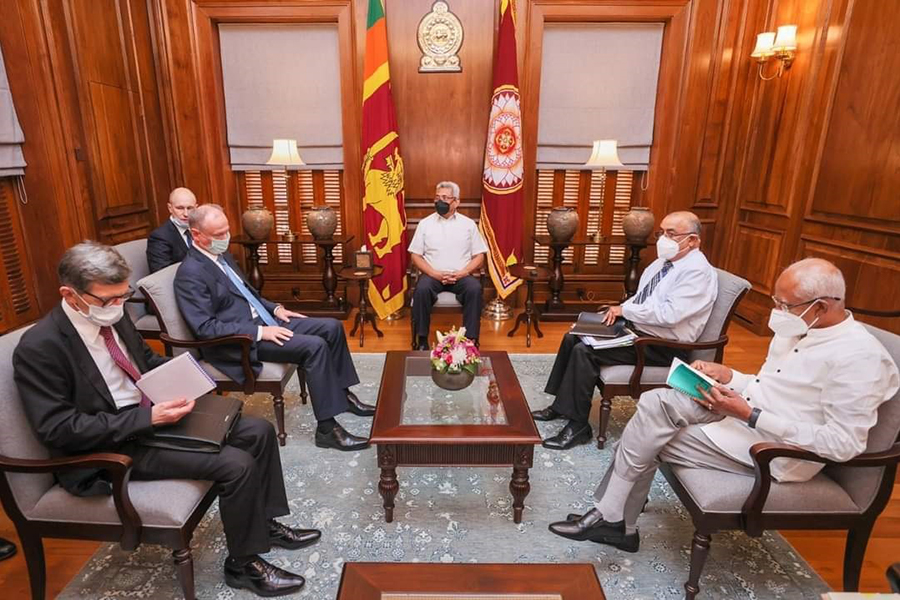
[362, 0, 407, 318]
[478, 0, 524, 299]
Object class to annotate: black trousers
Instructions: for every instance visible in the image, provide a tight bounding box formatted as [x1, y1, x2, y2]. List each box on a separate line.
[544, 333, 688, 424]
[127, 416, 287, 557]
[412, 274, 483, 341]
[256, 317, 358, 421]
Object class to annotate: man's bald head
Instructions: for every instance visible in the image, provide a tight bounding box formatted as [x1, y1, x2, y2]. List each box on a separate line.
[657, 211, 702, 261]
[663, 211, 702, 236]
[773, 258, 846, 329]
[167, 187, 198, 224]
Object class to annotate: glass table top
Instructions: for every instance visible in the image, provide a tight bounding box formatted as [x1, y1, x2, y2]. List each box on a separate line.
[400, 356, 507, 426]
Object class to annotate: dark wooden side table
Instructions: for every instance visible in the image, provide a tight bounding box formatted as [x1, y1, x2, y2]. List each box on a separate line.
[337, 562, 606, 599]
[339, 265, 384, 347]
[507, 263, 552, 347]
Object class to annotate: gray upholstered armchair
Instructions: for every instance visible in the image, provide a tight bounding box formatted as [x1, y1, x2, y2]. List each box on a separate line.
[114, 239, 162, 343]
[0, 325, 217, 600]
[659, 323, 900, 599]
[594, 268, 751, 447]
[137, 264, 306, 446]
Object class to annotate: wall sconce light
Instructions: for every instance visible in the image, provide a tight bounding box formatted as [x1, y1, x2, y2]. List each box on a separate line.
[751, 25, 798, 80]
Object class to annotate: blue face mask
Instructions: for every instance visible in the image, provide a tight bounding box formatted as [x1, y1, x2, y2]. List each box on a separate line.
[207, 233, 231, 255]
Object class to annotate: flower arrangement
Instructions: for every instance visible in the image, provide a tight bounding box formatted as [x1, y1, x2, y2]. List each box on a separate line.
[430, 327, 481, 375]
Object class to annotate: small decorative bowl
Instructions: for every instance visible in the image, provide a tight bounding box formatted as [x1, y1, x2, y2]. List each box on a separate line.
[431, 368, 475, 391]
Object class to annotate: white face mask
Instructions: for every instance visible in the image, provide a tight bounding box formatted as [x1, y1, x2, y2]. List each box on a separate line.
[656, 235, 685, 260]
[73, 291, 126, 327]
[170, 215, 189, 229]
[767, 301, 821, 337]
[206, 232, 231, 255]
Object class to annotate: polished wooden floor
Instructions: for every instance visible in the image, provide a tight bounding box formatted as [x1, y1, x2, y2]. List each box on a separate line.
[1, 311, 897, 596]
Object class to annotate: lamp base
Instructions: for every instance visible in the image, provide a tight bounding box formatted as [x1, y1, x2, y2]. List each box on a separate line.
[483, 297, 513, 321]
[383, 308, 405, 321]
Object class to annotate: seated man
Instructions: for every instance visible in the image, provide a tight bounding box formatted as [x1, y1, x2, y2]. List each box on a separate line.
[548, 258, 899, 553]
[174, 204, 374, 451]
[147, 187, 198, 273]
[14, 242, 319, 596]
[409, 181, 488, 350]
[534, 211, 718, 450]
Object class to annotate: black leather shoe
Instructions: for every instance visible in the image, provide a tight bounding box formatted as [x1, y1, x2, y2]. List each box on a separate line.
[224, 555, 305, 597]
[0, 537, 16, 562]
[268, 520, 321, 550]
[542, 422, 592, 450]
[315, 423, 369, 451]
[531, 406, 562, 421]
[566, 499, 647, 522]
[548, 508, 625, 543]
[346, 391, 376, 417]
[563, 514, 639, 552]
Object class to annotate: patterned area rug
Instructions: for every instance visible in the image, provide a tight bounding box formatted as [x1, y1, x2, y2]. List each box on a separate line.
[59, 354, 829, 600]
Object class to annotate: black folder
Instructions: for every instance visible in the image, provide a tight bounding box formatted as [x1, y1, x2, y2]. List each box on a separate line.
[139, 394, 243, 453]
[567, 311, 630, 338]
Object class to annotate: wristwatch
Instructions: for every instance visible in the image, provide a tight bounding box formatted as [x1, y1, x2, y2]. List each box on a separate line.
[747, 407, 762, 429]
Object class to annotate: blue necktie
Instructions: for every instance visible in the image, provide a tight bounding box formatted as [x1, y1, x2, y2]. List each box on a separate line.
[633, 260, 673, 305]
[217, 256, 278, 326]
[184, 229, 193, 247]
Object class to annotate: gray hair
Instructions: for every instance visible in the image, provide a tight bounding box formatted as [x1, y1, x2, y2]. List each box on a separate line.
[785, 258, 846, 303]
[187, 203, 225, 232]
[58, 241, 131, 292]
[435, 181, 460, 199]
[668, 211, 702, 235]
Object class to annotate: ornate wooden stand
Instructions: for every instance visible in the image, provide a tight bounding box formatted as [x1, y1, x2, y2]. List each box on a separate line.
[506, 263, 552, 347]
[339, 265, 384, 347]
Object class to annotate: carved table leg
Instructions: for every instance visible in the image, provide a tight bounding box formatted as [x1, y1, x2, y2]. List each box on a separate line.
[378, 446, 399, 522]
[509, 445, 533, 524]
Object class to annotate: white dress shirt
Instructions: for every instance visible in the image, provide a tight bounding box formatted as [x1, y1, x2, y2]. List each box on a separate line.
[170, 216, 192, 248]
[620, 249, 718, 342]
[61, 300, 142, 410]
[194, 245, 268, 340]
[408, 212, 488, 273]
[701, 313, 900, 482]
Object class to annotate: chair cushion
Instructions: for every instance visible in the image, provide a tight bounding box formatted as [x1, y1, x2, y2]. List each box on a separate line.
[435, 291, 462, 308]
[26, 480, 214, 528]
[134, 314, 161, 333]
[598, 365, 669, 386]
[137, 264, 193, 342]
[670, 466, 861, 514]
[200, 360, 296, 384]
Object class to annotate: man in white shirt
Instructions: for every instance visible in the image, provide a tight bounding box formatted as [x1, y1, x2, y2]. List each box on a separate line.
[408, 181, 489, 349]
[548, 258, 899, 553]
[147, 187, 198, 272]
[534, 211, 718, 450]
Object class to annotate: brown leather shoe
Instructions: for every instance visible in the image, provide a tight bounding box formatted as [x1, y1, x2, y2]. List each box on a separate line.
[268, 520, 321, 550]
[224, 555, 305, 597]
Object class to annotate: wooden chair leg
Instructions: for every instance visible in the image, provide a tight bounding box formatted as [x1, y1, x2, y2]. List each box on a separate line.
[173, 547, 196, 600]
[272, 393, 286, 446]
[20, 531, 46, 600]
[410, 313, 417, 349]
[684, 530, 712, 599]
[597, 394, 612, 449]
[843, 522, 875, 591]
[298, 371, 308, 405]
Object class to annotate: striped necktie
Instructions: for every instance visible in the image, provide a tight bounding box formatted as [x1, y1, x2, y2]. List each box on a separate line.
[99, 326, 151, 407]
[633, 260, 673, 305]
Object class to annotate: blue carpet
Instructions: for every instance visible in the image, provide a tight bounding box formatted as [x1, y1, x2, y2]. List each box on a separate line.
[59, 354, 829, 599]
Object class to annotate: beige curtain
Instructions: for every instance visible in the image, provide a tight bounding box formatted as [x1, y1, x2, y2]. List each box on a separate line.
[0, 42, 26, 177]
[218, 24, 344, 170]
[537, 23, 664, 169]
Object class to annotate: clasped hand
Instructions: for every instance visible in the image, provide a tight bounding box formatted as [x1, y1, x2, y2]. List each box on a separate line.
[440, 270, 466, 285]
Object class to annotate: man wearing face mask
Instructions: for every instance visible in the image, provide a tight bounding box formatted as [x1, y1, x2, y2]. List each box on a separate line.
[408, 181, 489, 350]
[14, 241, 319, 596]
[174, 204, 374, 451]
[146, 187, 198, 273]
[534, 211, 717, 450]
[548, 258, 898, 553]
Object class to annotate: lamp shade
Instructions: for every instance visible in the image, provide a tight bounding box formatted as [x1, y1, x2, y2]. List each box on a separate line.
[750, 32, 776, 58]
[266, 139, 305, 166]
[584, 139, 624, 169]
[773, 25, 798, 51]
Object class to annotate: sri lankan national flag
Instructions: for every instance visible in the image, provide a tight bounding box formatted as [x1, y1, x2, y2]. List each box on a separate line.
[479, 0, 523, 299]
[362, 0, 407, 318]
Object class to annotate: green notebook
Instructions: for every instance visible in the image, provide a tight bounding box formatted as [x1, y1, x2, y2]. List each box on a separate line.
[666, 357, 717, 400]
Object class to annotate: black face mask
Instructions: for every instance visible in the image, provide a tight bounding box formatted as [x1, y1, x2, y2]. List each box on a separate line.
[435, 200, 451, 216]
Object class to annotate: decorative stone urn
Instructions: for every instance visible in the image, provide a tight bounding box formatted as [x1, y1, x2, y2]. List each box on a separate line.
[431, 368, 476, 391]
[241, 207, 274, 240]
[622, 207, 656, 243]
[306, 206, 338, 240]
[546, 207, 579, 243]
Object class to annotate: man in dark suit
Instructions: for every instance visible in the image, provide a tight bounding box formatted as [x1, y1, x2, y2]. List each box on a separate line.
[14, 241, 318, 596]
[146, 187, 197, 273]
[174, 204, 374, 451]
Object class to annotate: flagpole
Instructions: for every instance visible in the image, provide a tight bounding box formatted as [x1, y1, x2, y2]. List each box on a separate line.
[483, 293, 513, 321]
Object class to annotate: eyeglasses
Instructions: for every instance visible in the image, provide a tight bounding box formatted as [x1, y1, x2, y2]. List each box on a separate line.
[770, 295, 841, 312]
[82, 285, 136, 308]
[652, 230, 695, 241]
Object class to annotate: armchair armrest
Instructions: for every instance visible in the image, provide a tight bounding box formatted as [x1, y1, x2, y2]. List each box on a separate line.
[159, 333, 257, 394]
[741, 441, 900, 536]
[627, 335, 729, 396]
[0, 453, 142, 550]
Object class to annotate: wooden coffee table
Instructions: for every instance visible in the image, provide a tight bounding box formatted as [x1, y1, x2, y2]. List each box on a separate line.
[337, 562, 605, 599]
[369, 351, 542, 523]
